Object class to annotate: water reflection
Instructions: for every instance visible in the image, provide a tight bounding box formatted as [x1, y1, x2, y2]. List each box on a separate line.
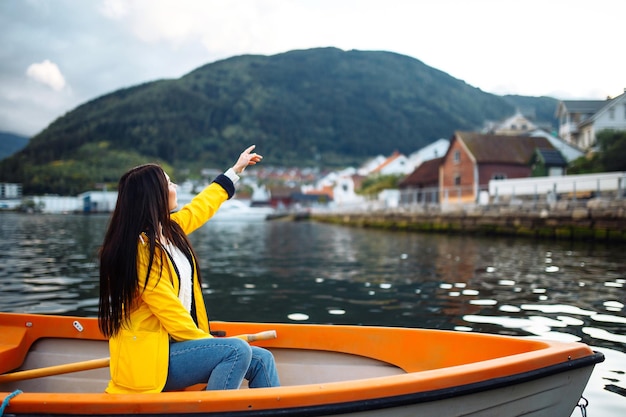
[2, 213, 624, 348]
[1, 212, 625, 415]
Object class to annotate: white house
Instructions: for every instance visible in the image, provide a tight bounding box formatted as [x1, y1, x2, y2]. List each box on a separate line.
[578, 90, 626, 149]
[357, 155, 386, 176]
[78, 190, 117, 213]
[556, 89, 626, 150]
[371, 151, 413, 176]
[302, 166, 365, 206]
[305, 149, 416, 207]
[331, 175, 366, 206]
[33, 196, 82, 213]
[485, 110, 538, 135]
[407, 138, 449, 169]
[0, 183, 22, 199]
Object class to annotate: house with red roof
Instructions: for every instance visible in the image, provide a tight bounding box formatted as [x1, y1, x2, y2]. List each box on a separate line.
[370, 151, 413, 176]
[398, 157, 443, 204]
[439, 131, 565, 204]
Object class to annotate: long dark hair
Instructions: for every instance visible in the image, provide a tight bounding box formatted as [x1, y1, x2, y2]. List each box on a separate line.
[98, 164, 199, 338]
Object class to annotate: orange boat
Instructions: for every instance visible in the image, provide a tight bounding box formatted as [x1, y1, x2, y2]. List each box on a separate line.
[0, 312, 603, 416]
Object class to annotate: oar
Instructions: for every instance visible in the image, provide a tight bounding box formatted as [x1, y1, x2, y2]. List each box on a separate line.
[0, 330, 277, 384]
[0, 357, 110, 384]
[234, 330, 277, 342]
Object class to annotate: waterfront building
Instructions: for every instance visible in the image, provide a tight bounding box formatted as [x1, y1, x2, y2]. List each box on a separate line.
[556, 88, 626, 150]
[439, 132, 565, 204]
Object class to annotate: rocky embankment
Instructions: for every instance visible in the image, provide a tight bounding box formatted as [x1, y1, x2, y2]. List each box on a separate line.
[311, 198, 626, 242]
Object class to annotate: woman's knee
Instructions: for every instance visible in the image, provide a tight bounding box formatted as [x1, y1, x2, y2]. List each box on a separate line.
[248, 347, 280, 388]
[251, 347, 276, 366]
[226, 338, 252, 360]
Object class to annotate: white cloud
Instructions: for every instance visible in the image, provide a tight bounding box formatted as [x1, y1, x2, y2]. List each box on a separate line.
[98, 0, 130, 20]
[2, 0, 625, 136]
[26, 60, 67, 91]
[93, 0, 625, 100]
[98, 0, 280, 54]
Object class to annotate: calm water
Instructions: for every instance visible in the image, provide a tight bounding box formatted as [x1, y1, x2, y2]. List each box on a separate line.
[0, 212, 624, 415]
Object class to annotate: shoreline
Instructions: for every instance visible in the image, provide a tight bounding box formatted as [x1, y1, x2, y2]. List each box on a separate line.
[310, 198, 626, 242]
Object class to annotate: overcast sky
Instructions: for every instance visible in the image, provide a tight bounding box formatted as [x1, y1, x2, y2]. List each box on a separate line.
[1, 0, 624, 137]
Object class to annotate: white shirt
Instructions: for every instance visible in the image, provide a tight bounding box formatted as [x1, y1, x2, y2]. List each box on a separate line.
[165, 242, 193, 312]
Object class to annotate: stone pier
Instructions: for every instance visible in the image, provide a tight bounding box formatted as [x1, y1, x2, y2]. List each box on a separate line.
[311, 198, 626, 242]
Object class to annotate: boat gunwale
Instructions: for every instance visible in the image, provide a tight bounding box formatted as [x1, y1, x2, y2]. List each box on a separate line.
[1, 353, 604, 416]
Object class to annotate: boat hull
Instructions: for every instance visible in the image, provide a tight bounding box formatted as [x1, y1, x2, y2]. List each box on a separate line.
[0, 313, 603, 416]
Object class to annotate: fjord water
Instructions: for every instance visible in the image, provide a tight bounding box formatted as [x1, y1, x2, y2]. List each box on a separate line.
[0, 212, 624, 416]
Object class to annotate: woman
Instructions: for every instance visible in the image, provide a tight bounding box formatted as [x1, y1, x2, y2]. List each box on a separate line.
[98, 145, 280, 394]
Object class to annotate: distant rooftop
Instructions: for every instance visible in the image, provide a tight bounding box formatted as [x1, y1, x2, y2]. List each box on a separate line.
[560, 100, 607, 114]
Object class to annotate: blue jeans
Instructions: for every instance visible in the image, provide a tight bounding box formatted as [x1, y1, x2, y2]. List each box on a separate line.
[163, 338, 280, 391]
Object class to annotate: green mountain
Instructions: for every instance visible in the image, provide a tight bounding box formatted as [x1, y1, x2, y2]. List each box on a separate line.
[0, 131, 29, 160]
[0, 47, 557, 195]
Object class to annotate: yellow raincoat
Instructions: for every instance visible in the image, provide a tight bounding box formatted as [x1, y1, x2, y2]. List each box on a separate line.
[106, 181, 230, 393]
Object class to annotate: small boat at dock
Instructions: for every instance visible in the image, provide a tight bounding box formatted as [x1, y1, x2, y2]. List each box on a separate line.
[0, 312, 603, 416]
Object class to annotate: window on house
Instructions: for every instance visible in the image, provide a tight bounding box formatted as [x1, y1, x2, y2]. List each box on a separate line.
[624, 104, 626, 120]
[454, 174, 461, 186]
[609, 108, 615, 120]
[511, 124, 517, 130]
[492, 173, 507, 180]
[453, 150, 461, 164]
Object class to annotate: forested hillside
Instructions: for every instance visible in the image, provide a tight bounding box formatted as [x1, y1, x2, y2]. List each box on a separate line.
[0, 47, 557, 195]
